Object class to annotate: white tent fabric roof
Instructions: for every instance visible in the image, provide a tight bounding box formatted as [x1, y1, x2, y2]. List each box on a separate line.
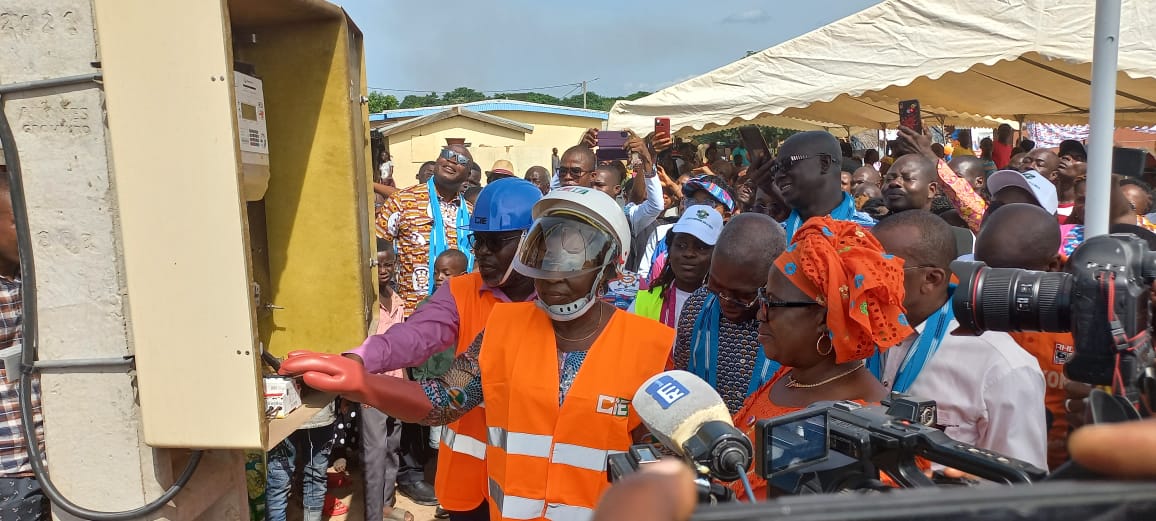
[609, 0, 1156, 135]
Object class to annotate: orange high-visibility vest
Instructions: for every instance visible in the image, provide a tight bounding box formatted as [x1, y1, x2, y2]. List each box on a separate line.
[480, 302, 675, 521]
[1010, 331, 1074, 469]
[435, 272, 501, 511]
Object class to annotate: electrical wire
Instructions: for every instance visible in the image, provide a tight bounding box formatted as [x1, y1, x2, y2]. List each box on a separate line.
[369, 79, 596, 95]
[735, 462, 756, 502]
[0, 78, 204, 520]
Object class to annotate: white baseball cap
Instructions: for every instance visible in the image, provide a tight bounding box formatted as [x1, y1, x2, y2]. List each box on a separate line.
[671, 205, 724, 246]
[987, 169, 1059, 215]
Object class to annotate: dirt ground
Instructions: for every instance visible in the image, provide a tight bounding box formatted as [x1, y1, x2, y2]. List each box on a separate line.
[287, 469, 440, 521]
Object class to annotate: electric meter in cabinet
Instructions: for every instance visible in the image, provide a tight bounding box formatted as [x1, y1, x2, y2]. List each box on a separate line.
[234, 71, 271, 201]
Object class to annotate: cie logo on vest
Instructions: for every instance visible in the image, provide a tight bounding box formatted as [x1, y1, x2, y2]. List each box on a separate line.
[596, 395, 630, 417]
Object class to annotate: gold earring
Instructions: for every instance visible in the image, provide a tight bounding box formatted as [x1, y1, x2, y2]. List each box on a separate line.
[816, 333, 834, 357]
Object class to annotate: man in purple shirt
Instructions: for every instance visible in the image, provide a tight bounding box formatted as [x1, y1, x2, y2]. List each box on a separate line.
[345, 192, 538, 371]
[345, 178, 541, 521]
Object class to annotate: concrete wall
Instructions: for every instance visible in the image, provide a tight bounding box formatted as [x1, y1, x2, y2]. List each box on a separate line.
[2, 0, 249, 519]
[387, 112, 603, 187]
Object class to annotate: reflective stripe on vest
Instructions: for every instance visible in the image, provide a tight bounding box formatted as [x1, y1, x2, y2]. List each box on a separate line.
[480, 303, 676, 521]
[488, 426, 553, 458]
[442, 427, 486, 460]
[551, 443, 623, 473]
[545, 504, 595, 521]
[489, 479, 546, 520]
[436, 272, 501, 511]
[489, 426, 623, 473]
[489, 479, 594, 521]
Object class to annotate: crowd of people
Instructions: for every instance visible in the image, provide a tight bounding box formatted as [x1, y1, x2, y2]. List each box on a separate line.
[271, 122, 1156, 521]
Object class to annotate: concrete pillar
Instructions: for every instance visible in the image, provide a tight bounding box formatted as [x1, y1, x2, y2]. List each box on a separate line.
[0, 1, 248, 519]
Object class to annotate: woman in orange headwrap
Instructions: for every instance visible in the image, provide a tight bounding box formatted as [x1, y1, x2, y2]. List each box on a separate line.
[729, 217, 913, 499]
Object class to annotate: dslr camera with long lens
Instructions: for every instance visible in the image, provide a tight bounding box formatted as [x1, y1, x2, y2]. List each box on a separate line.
[953, 233, 1156, 421]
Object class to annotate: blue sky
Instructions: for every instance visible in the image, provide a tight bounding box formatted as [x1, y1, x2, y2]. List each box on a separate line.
[334, 0, 881, 98]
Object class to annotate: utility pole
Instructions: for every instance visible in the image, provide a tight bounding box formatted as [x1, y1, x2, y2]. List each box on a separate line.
[582, 80, 587, 109]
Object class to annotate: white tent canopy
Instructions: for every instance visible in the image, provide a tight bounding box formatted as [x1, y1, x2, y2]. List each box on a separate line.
[609, 0, 1156, 135]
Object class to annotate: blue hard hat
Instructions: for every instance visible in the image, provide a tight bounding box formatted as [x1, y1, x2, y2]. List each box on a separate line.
[467, 177, 542, 232]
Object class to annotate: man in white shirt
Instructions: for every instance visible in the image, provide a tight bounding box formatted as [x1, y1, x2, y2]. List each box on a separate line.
[872, 210, 1048, 470]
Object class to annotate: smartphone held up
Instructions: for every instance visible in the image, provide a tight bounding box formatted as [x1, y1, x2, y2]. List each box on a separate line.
[899, 99, 923, 134]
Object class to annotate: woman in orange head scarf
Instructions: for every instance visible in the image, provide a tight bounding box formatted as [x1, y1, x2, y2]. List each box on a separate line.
[730, 217, 913, 499]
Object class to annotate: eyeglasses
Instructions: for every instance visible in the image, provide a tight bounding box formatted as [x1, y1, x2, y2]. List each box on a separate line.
[903, 264, 938, 270]
[468, 232, 522, 253]
[772, 153, 833, 174]
[756, 287, 819, 313]
[557, 166, 592, 177]
[706, 280, 759, 309]
[439, 148, 471, 166]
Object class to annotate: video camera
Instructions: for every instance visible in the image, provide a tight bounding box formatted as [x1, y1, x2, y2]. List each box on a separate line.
[953, 233, 1156, 421]
[607, 444, 735, 505]
[604, 234, 1156, 520]
[754, 396, 1045, 495]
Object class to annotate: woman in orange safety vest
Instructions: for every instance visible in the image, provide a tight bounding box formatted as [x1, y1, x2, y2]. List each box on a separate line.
[282, 187, 675, 521]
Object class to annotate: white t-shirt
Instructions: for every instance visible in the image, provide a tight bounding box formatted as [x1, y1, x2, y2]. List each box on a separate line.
[673, 287, 692, 321]
[379, 160, 393, 179]
[881, 316, 1048, 470]
[637, 223, 675, 281]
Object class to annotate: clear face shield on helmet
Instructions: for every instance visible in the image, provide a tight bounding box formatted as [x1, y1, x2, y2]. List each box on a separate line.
[512, 211, 619, 321]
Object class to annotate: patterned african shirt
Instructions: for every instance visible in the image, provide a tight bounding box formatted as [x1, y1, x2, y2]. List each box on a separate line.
[419, 331, 589, 425]
[671, 287, 762, 414]
[377, 182, 472, 317]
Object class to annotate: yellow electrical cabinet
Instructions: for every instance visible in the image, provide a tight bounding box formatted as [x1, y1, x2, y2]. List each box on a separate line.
[95, 0, 373, 449]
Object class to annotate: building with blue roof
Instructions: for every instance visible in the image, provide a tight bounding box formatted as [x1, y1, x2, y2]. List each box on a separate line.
[371, 100, 608, 186]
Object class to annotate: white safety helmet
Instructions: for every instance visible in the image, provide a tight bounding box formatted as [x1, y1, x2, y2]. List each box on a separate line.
[511, 186, 632, 321]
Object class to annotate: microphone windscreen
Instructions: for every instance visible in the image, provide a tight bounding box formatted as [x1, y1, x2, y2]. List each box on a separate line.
[632, 370, 734, 455]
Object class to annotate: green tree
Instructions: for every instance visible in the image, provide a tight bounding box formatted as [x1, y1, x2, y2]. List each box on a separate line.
[440, 87, 487, 105]
[367, 91, 399, 113]
[399, 92, 441, 109]
[389, 88, 654, 112]
[694, 126, 799, 149]
[494, 92, 562, 105]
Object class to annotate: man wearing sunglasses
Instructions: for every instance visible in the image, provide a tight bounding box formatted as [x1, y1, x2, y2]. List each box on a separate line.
[749, 131, 875, 242]
[672, 213, 788, 413]
[353, 178, 542, 521]
[377, 144, 476, 318]
[871, 210, 1047, 470]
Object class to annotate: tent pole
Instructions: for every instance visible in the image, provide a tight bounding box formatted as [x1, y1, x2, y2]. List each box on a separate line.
[1085, 0, 1121, 238]
[879, 123, 886, 157]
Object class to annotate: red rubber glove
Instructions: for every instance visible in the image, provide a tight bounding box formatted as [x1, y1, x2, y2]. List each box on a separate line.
[279, 350, 433, 422]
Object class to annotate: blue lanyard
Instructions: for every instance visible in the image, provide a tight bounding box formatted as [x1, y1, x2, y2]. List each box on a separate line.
[426, 178, 473, 295]
[785, 192, 858, 241]
[868, 288, 955, 393]
[689, 294, 780, 397]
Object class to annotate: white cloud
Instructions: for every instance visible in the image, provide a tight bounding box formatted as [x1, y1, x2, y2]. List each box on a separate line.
[723, 9, 772, 24]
